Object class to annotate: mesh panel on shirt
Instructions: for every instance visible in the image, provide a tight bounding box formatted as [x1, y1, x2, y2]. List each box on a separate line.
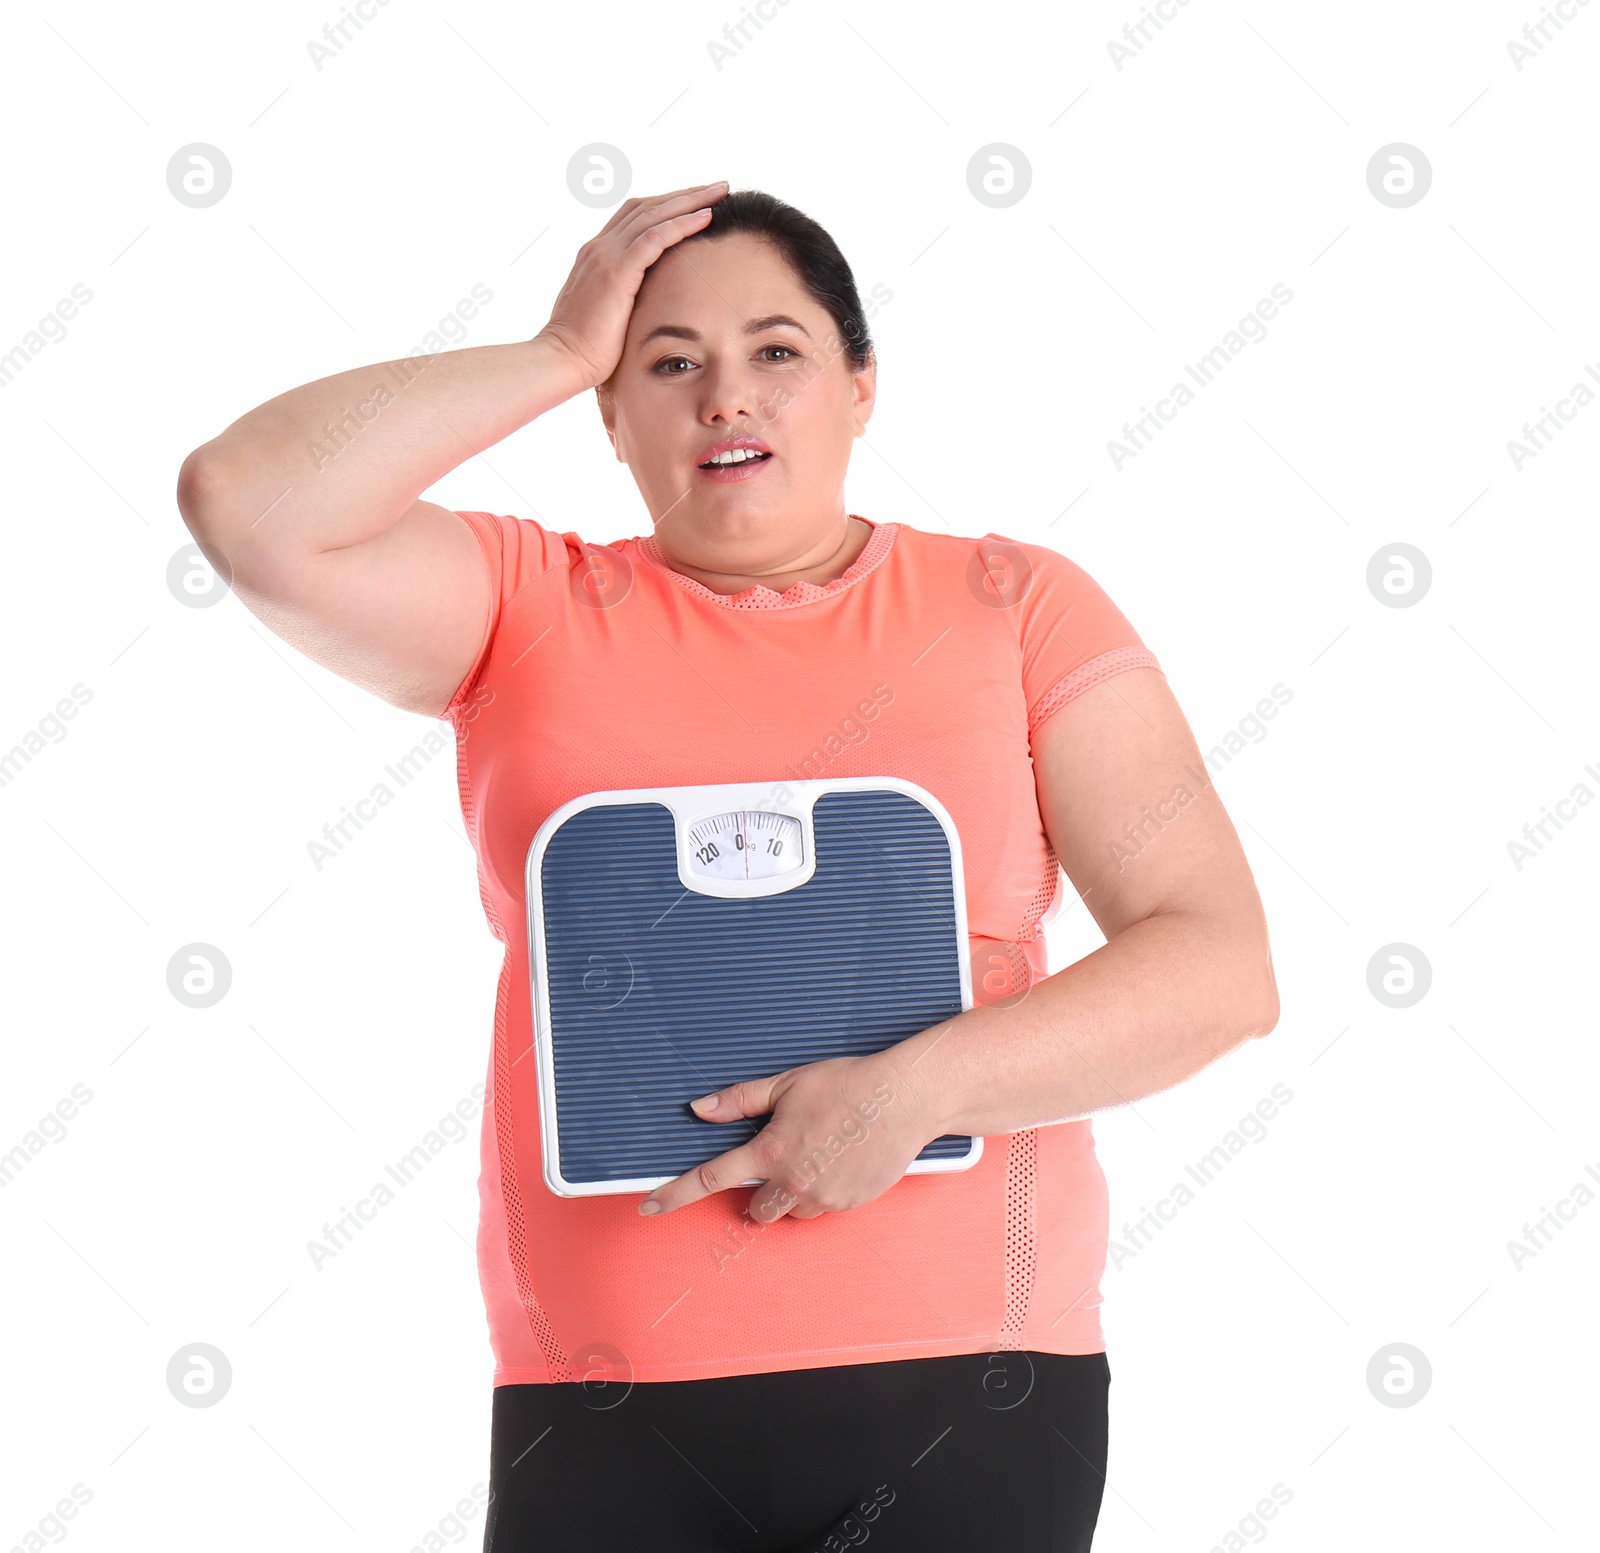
[998, 1128, 1038, 1348]
[1027, 645, 1162, 736]
[452, 714, 507, 945]
[1019, 842, 1060, 945]
[453, 713, 567, 1375]
[632, 520, 897, 611]
[492, 953, 571, 1382]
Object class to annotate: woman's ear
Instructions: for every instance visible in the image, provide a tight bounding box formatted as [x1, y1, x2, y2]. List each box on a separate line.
[595, 383, 625, 461]
[851, 352, 878, 438]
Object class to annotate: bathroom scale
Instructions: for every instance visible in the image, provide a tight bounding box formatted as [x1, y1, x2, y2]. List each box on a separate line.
[525, 775, 982, 1197]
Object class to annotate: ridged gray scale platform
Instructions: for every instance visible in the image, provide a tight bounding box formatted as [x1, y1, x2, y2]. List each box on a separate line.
[536, 788, 975, 1188]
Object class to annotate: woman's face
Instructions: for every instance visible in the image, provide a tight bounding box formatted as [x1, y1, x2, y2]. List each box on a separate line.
[598, 232, 876, 571]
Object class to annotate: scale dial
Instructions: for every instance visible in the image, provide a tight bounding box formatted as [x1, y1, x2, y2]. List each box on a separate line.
[686, 809, 804, 882]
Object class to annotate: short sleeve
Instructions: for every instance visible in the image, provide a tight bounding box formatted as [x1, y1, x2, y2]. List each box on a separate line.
[999, 535, 1164, 737]
[442, 509, 573, 724]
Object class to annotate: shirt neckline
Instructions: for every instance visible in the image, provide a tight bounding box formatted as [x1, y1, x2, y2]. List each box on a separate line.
[631, 516, 898, 611]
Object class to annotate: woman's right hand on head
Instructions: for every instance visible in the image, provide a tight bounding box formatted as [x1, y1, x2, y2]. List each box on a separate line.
[535, 181, 729, 394]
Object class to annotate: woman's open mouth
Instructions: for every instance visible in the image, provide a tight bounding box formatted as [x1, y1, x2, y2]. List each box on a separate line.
[695, 439, 775, 483]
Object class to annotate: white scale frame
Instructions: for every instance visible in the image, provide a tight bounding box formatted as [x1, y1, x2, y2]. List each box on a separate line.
[525, 775, 982, 1198]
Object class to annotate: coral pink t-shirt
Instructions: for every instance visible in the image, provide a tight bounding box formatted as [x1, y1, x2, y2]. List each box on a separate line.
[444, 511, 1162, 1386]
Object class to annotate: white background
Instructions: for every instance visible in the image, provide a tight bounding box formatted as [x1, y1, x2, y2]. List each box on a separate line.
[2, 0, 1596, 1548]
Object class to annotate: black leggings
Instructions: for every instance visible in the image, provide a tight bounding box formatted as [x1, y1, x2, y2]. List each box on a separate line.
[483, 1349, 1110, 1552]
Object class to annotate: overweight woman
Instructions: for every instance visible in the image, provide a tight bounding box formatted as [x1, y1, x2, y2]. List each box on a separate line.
[178, 182, 1279, 1552]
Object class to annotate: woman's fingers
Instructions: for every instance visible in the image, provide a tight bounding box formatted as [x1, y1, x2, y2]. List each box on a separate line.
[689, 1072, 788, 1121]
[638, 1072, 793, 1217]
[637, 1058, 921, 1225]
[639, 1132, 782, 1217]
[598, 181, 727, 243]
[617, 206, 716, 275]
[608, 189, 725, 266]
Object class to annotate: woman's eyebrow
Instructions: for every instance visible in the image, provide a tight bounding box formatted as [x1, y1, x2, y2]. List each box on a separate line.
[639, 314, 812, 347]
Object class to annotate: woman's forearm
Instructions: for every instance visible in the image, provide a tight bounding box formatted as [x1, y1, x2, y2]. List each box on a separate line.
[179, 332, 589, 554]
[888, 908, 1280, 1140]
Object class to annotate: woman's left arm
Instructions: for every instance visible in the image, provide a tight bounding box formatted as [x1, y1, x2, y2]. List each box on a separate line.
[893, 664, 1280, 1140]
[640, 666, 1279, 1221]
